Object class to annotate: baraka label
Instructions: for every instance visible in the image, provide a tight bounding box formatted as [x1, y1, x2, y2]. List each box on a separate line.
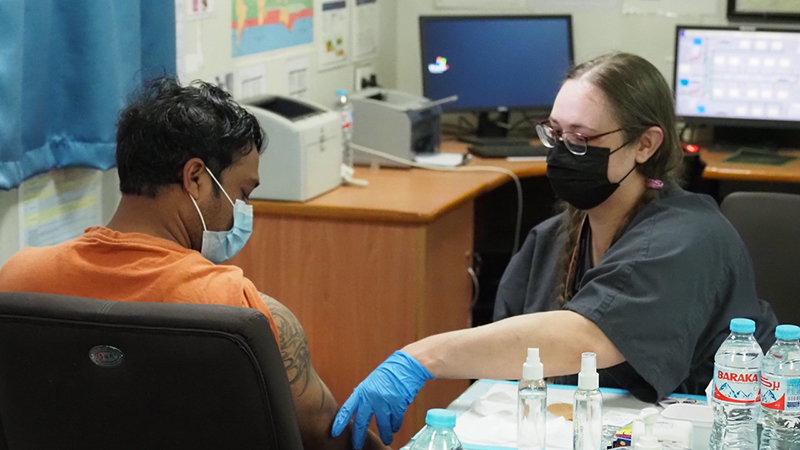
[714, 366, 761, 404]
[761, 375, 800, 412]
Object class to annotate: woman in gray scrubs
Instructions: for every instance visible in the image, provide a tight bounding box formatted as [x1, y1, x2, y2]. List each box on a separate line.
[332, 52, 779, 449]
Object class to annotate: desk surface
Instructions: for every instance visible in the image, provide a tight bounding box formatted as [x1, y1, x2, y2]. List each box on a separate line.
[698, 148, 800, 183]
[249, 139, 800, 224]
[251, 138, 546, 224]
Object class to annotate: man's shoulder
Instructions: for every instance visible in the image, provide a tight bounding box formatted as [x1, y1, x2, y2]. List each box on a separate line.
[0, 242, 75, 288]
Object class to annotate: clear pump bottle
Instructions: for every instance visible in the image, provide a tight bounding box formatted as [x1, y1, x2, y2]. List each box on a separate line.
[635, 408, 663, 450]
[518, 348, 547, 450]
[574, 352, 603, 450]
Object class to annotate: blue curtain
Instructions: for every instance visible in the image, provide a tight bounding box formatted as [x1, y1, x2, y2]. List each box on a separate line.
[0, 0, 176, 190]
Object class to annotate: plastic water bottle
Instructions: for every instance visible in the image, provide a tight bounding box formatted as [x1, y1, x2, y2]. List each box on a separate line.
[710, 318, 764, 450]
[760, 324, 800, 450]
[574, 352, 603, 450]
[334, 88, 354, 169]
[410, 409, 463, 450]
[518, 348, 546, 450]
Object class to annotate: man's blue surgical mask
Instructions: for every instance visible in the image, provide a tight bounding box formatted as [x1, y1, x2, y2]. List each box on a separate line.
[189, 167, 253, 264]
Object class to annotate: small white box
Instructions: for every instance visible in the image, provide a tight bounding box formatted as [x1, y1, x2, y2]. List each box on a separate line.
[661, 403, 714, 449]
[632, 416, 693, 448]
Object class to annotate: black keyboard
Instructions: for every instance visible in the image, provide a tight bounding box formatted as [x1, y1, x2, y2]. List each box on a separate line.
[469, 144, 549, 158]
[458, 136, 531, 146]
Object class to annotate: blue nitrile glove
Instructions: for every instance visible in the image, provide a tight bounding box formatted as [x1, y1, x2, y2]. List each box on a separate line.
[331, 350, 434, 449]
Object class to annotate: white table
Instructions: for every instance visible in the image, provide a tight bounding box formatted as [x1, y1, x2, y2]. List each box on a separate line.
[440, 379, 707, 450]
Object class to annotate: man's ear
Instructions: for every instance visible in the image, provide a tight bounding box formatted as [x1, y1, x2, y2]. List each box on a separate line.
[182, 158, 207, 199]
[634, 126, 664, 165]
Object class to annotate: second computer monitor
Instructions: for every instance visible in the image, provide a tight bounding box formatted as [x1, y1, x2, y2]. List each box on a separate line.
[675, 26, 800, 129]
[419, 15, 574, 113]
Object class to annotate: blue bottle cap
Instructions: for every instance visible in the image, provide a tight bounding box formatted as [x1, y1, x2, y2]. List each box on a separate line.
[730, 318, 756, 334]
[425, 408, 456, 428]
[336, 89, 348, 96]
[776, 325, 800, 341]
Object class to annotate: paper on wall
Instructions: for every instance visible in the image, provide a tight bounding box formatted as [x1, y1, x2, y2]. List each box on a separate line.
[19, 169, 102, 248]
[622, 0, 717, 16]
[353, 0, 379, 62]
[318, 0, 350, 70]
[237, 63, 269, 100]
[528, 0, 621, 13]
[184, 0, 215, 20]
[435, 0, 525, 8]
[286, 55, 311, 100]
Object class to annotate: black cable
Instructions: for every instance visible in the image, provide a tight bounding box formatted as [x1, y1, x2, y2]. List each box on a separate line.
[458, 115, 477, 132]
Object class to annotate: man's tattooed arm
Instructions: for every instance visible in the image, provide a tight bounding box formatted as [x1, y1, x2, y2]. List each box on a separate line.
[258, 292, 389, 450]
[259, 293, 325, 408]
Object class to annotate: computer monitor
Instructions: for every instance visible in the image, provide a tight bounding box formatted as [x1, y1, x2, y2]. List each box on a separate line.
[419, 15, 573, 138]
[674, 26, 800, 147]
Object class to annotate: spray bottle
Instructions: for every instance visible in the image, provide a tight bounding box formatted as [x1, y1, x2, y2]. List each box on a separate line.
[518, 348, 546, 450]
[573, 352, 603, 450]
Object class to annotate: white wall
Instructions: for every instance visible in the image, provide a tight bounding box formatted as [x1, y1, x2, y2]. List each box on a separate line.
[180, 0, 398, 107]
[394, 0, 767, 97]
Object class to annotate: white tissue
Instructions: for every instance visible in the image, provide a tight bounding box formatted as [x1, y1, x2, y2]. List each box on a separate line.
[452, 384, 574, 450]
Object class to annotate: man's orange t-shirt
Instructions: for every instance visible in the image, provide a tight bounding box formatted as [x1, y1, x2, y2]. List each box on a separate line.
[0, 227, 279, 340]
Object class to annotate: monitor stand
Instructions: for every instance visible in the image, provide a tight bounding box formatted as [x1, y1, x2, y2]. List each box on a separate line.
[711, 126, 800, 152]
[459, 111, 530, 145]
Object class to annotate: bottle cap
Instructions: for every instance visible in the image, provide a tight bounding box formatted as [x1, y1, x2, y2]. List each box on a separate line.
[730, 318, 755, 334]
[635, 408, 662, 450]
[776, 324, 800, 341]
[522, 348, 544, 381]
[425, 408, 456, 428]
[578, 352, 599, 390]
[336, 89, 348, 96]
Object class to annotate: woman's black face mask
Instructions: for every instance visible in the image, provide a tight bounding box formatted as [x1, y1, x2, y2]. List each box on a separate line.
[546, 140, 636, 210]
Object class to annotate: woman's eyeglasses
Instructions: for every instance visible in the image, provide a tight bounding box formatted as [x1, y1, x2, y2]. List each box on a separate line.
[535, 120, 624, 156]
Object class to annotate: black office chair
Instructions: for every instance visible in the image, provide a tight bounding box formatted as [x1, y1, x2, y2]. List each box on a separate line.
[721, 192, 800, 325]
[0, 291, 303, 450]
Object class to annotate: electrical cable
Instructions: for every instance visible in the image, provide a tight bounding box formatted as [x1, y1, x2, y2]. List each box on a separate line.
[467, 266, 480, 315]
[350, 143, 523, 255]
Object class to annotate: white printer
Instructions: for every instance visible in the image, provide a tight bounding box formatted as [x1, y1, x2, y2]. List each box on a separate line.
[244, 96, 342, 202]
[350, 88, 444, 168]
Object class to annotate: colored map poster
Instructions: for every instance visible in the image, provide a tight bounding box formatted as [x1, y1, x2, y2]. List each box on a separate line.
[232, 0, 314, 57]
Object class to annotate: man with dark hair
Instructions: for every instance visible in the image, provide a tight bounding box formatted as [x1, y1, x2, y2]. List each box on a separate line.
[0, 78, 387, 450]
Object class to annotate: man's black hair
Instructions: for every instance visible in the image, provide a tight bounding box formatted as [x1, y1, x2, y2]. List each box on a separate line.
[116, 77, 265, 198]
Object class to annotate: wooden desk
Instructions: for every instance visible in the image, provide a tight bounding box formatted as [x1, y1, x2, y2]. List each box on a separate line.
[699, 148, 800, 183]
[229, 140, 545, 445]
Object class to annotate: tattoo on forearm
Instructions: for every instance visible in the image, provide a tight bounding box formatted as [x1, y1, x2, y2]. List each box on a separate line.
[260, 293, 326, 409]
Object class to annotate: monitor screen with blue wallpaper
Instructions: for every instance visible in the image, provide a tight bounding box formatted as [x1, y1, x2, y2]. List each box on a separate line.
[419, 15, 573, 113]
